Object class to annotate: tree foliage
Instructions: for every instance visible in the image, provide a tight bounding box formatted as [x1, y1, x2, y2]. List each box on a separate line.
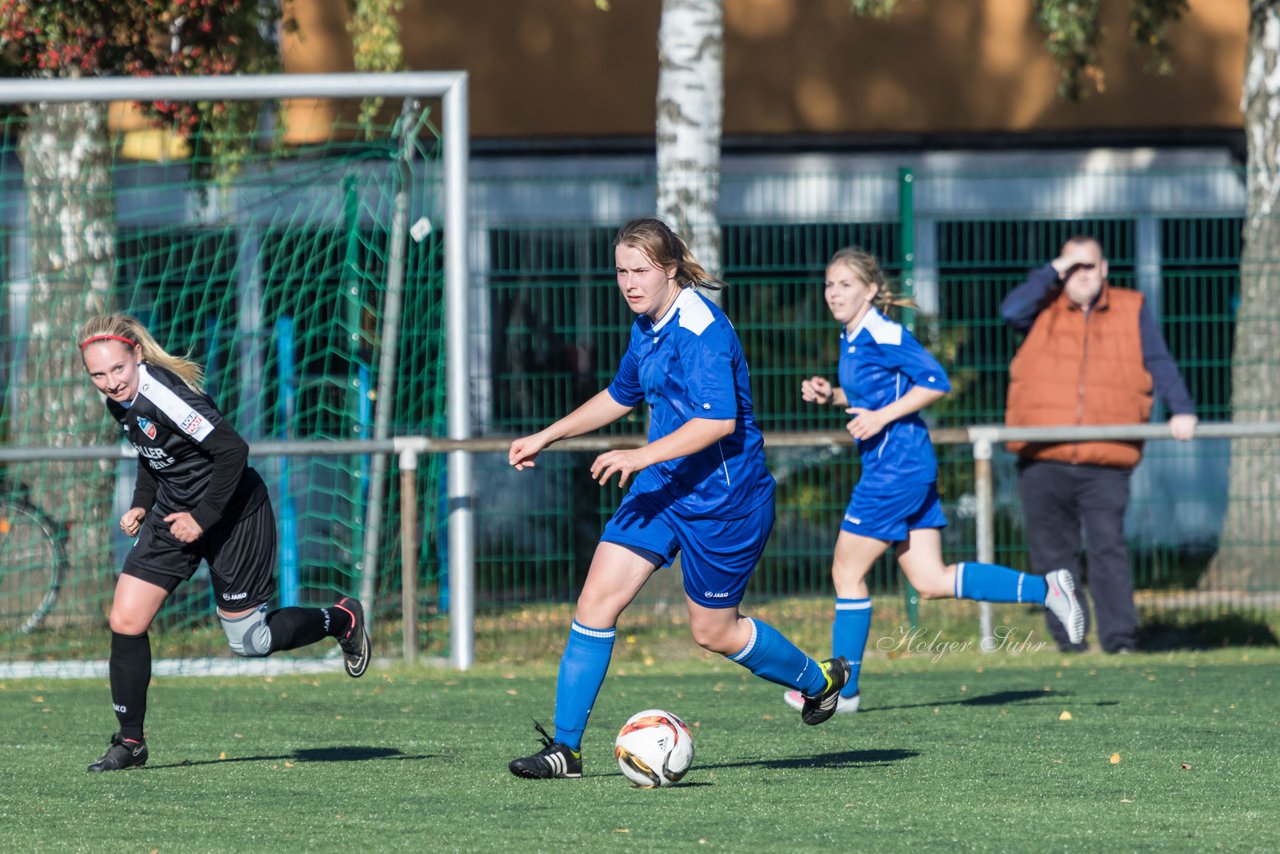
[0, 0, 279, 79]
[847, 1, 1190, 100]
[347, 0, 403, 74]
[1034, 0, 1189, 99]
[847, 0, 903, 19]
[0, 0, 282, 160]
[346, 0, 405, 130]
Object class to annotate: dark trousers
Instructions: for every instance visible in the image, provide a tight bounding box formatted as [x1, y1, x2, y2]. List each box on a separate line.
[1017, 459, 1137, 653]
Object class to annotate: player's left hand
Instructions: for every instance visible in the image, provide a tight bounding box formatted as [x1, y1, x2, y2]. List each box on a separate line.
[845, 407, 888, 441]
[1169, 413, 1198, 441]
[164, 511, 204, 543]
[591, 449, 646, 488]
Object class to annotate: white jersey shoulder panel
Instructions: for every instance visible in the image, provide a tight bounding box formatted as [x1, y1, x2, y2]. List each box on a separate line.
[136, 364, 215, 443]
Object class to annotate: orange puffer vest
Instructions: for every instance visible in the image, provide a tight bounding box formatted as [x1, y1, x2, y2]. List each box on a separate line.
[1005, 285, 1153, 469]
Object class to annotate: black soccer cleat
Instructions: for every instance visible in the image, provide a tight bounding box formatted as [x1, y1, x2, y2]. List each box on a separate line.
[335, 596, 372, 678]
[509, 721, 582, 779]
[801, 657, 851, 726]
[87, 733, 148, 772]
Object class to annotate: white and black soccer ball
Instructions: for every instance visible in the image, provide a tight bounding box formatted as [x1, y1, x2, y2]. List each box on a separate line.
[614, 709, 695, 788]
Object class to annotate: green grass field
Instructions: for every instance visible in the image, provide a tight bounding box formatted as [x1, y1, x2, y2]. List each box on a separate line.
[3, 644, 1278, 852]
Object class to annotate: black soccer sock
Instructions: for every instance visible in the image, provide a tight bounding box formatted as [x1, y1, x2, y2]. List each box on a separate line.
[326, 601, 355, 638]
[109, 631, 151, 742]
[264, 607, 331, 652]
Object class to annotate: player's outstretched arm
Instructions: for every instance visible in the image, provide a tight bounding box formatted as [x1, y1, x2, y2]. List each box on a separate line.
[510, 389, 634, 471]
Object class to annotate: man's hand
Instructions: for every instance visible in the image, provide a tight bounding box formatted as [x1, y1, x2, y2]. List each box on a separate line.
[1050, 244, 1099, 279]
[1169, 413, 1198, 441]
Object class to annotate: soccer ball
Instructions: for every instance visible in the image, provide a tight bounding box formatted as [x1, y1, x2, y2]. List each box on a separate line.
[614, 709, 695, 788]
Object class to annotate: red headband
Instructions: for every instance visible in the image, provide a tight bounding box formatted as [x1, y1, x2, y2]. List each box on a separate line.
[80, 334, 138, 350]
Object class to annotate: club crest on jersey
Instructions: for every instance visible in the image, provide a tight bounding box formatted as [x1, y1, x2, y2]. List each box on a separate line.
[181, 413, 204, 435]
[135, 416, 157, 440]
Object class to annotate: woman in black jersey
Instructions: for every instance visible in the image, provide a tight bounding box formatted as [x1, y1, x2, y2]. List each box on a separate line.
[78, 314, 373, 773]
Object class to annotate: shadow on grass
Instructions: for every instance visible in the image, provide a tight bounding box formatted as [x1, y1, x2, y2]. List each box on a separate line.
[1138, 614, 1280, 651]
[704, 748, 918, 772]
[149, 746, 433, 769]
[865, 688, 1062, 713]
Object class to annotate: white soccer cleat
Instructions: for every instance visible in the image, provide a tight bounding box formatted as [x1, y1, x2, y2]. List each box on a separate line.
[783, 688, 860, 714]
[1044, 568, 1085, 645]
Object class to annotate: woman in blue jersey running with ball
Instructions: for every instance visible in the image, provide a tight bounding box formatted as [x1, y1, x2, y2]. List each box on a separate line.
[508, 217, 847, 780]
[781, 248, 1084, 716]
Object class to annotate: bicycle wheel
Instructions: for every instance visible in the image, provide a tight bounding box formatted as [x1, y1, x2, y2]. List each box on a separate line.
[0, 498, 65, 634]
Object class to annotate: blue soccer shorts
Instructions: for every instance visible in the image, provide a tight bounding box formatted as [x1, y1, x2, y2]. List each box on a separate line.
[600, 490, 775, 608]
[839, 479, 948, 543]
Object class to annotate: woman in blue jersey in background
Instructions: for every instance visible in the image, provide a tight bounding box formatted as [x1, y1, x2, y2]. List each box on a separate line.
[781, 248, 1084, 716]
[508, 217, 848, 780]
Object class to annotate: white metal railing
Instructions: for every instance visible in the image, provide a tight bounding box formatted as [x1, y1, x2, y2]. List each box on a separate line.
[6, 420, 1278, 668]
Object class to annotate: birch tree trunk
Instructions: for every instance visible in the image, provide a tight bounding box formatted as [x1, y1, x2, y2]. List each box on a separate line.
[1201, 1, 1280, 591]
[656, 0, 724, 288]
[641, 0, 725, 613]
[15, 100, 118, 617]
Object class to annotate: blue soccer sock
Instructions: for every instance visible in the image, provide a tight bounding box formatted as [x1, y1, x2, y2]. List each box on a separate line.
[954, 561, 1048, 604]
[728, 618, 827, 696]
[552, 621, 616, 752]
[833, 598, 871, 698]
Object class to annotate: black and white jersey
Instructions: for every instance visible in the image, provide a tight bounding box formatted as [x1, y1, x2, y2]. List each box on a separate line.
[106, 363, 266, 532]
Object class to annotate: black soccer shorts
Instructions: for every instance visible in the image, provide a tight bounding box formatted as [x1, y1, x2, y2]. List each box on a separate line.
[122, 495, 278, 611]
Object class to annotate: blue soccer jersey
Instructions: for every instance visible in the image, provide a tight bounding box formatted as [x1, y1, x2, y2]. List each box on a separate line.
[837, 308, 951, 486]
[606, 287, 774, 518]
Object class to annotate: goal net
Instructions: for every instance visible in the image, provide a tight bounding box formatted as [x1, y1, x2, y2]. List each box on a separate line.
[0, 74, 464, 675]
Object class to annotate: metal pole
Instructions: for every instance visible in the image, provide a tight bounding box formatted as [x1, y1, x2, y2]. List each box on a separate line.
[897, 166, 917, 331]
[898, 166, 920, 629]
[275, 318, 299, 608]
[400, 447, 420, 666]
[341, 176, 375, 609]
[357, 99, 420, 624]
[972, 434, 995, 650]
[443, 76, 475, 671]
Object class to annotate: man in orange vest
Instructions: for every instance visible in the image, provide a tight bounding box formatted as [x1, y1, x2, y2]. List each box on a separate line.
[1002, 235, 1197, 653]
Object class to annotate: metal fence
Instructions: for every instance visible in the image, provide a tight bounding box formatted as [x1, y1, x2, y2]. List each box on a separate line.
[4, 150, 1278, 669]
[8, 417, 1277, 670]
[458, 155, 1276, 658]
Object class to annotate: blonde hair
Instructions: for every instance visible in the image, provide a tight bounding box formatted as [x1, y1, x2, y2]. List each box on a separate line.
[77, 314, 204, 393]
[613, 217, 724, 291]
[826, 247, 916, 316]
